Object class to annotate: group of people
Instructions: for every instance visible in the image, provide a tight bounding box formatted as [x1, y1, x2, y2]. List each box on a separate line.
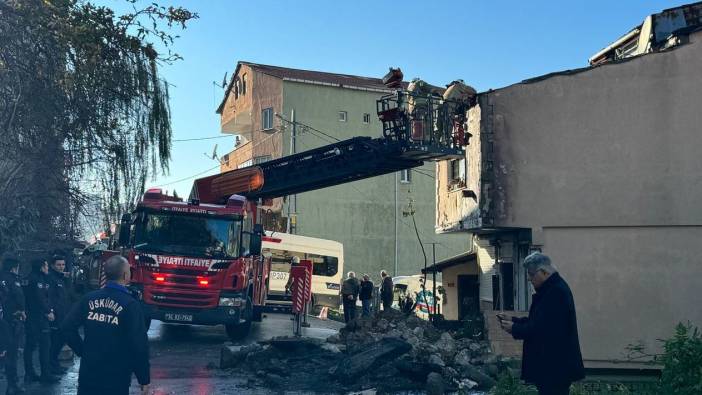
[339, 270, 394, 323]
[1, 254, 150, 395]
[1, 255, 71, 394]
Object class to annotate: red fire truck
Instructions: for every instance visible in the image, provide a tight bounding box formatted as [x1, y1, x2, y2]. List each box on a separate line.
[116, 178, 268, 340]
[109, 87, 468, 340]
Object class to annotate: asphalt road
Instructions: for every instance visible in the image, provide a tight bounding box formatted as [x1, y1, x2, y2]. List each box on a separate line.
[1, 312, 342, 395]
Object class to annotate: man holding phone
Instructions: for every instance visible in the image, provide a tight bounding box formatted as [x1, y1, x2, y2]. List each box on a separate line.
[497, 252, 584, 395]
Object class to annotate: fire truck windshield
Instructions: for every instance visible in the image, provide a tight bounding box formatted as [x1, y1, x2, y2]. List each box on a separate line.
[133, 212, 241, 258]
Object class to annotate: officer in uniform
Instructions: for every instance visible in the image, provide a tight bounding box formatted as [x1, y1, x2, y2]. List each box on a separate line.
[61, 255, 150, 395]
[47, 255, 69, 375]
[1, 255, 27, 394]
[23, 259, 59, 384]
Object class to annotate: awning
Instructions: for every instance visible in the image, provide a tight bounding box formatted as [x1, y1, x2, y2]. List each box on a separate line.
[422, 251, 477, 274]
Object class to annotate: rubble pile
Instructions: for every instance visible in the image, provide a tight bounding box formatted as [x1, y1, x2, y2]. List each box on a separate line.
[221, 310, 518, 394]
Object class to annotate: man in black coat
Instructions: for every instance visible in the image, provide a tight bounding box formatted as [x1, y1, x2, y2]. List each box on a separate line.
[498, 252, 584, 395]
[47, 255, 70, 374]
[23, 259, 59, 384]
[379, 270, 393, 311]
[1, 255, 27, 394]
[61, 255, 150, 395]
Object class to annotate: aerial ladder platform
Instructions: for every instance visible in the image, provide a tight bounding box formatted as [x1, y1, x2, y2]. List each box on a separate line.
[191, 89, 472, 203]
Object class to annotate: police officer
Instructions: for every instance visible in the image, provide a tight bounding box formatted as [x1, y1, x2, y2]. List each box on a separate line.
[23, 259, 59, 384]
[61, 255, 150, 395]
[1, 256, 27, 394]
[47, 255, 69, 375]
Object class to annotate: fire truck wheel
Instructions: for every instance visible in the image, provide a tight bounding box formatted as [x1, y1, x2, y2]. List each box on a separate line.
[225, 296, 253, 340]
[252, 306, 263, 322]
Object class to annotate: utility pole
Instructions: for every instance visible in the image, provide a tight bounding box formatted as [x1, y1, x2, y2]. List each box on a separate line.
[286, 109, 297, 234]
[423, 242, 439, 320]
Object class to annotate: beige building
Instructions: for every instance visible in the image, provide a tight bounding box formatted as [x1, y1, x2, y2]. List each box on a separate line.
[433, 20, 702, 368]
[216, 61, 468, 280]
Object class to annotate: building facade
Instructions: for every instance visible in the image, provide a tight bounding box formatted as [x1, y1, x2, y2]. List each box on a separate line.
[217, 62, 468, 280]
[435, 28, 702, 368]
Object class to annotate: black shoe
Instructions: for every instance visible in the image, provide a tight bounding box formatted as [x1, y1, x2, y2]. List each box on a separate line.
[6, 384, 26, 395]
[39, 374, 61, 384]
[23, 373, 39, 384]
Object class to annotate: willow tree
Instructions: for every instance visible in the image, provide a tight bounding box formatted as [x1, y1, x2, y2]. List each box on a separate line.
[0, 0, 196, 252]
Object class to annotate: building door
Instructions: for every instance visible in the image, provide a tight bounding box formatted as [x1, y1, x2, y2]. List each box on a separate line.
[501, 261, 515, 311]
[457, 275, 480, 320]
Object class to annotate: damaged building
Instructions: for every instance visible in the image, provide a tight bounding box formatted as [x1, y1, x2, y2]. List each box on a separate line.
[431, 3, 702, 370]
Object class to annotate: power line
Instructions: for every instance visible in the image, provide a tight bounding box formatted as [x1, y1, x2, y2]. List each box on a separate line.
[172, 135, 234, 142]
[154, 127, 288, 187]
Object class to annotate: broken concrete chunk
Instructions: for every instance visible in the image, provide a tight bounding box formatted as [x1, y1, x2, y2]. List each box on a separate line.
[334, 338, 411, 384]
[428, 354, 445, 367]
[459, 364, 496, 389]
[425, 372, 446, 395]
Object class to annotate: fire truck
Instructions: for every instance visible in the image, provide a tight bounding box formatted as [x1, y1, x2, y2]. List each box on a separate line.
[109, 83, 471, 340]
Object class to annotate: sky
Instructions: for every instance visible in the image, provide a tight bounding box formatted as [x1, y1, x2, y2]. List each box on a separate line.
[111, 0, 682, 196]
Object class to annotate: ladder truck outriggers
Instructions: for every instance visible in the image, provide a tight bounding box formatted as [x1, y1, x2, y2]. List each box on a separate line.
[113, 79, 474, 340]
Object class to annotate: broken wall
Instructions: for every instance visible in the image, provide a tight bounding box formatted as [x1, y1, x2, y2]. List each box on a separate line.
[482, 30, 702, 366]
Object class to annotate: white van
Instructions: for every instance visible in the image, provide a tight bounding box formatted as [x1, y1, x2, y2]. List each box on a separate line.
[263, 232, 343, 309]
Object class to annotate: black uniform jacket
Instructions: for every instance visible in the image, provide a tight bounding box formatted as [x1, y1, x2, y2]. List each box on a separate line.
[61, 282, 150, 391]
[0, 271, 25, 319]
[511, 272, 585, 387]
[48, 269, 70, 324]
[24, 271, 52, 327]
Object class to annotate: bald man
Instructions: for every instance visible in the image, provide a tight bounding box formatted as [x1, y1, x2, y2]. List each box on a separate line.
[61, 256, 150, 395]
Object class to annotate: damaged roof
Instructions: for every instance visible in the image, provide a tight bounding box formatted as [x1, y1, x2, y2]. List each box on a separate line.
[217, 61, 405, 113]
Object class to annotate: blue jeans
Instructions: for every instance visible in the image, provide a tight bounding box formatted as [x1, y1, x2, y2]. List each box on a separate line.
[361, 299, 372, 317]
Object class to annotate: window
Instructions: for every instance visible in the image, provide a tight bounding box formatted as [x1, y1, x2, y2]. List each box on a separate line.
[338, 111, 347, 122]
[234, 79, 239, 100]
[448, 159, 466, 187]
[239, 159, 253, 168]
[262, 107, 273, 130]
[253, 155, 271, 165]
[242, 73, 247, 95]
[363, 113, 371, 124]
[309, 254, 339, 277]
[400, 169, 411, 183]
[221, 153, 230, 167]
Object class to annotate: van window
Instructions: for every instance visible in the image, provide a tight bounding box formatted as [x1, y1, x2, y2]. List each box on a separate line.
[308, 254, 338, 277]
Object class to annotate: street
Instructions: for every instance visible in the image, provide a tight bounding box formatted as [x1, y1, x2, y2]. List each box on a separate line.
[2, 312, 342, 395]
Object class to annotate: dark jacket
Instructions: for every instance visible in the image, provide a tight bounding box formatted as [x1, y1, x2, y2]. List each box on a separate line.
[48, 268, 70, 324]
[511, 272, 585, 387]
[0, 303, 8, 353]
[0, 270, 25, 320]
[24, 271, 52, 327]
[340, 277, 360, 299]
[359, 280, 374, 301]
[61, 282, 150, 392]
[380, 276, 393, 300]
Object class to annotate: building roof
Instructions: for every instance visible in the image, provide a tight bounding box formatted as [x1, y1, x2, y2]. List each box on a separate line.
[217, 61, 405, 113]
[422, 251, 477, 274]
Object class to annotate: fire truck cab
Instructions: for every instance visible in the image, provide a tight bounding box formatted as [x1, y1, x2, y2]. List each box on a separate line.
[117, 188, 269, 340]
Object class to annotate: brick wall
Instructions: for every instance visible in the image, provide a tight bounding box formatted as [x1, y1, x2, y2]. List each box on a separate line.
[482, 301, 527, 358]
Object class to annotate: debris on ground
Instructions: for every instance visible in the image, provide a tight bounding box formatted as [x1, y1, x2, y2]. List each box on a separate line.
[220, 310, 517, 393]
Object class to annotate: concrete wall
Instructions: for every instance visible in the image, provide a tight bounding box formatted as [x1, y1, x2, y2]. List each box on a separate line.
[281, 81, 468, 281]
[440, 262, 479, 320]
[542, 226, 702, 364]
[435, 32, 702, 366]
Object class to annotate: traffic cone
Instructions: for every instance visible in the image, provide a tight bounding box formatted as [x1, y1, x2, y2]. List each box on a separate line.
[317, 306, 328, 320]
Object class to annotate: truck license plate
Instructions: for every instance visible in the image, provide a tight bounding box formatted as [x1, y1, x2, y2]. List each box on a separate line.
[165, 313, 193, 322]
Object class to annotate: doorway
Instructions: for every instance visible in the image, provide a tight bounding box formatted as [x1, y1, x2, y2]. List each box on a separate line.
[457, 275, 480, 320]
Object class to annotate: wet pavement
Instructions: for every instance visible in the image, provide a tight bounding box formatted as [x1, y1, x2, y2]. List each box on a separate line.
[1, 312, 343, 395]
